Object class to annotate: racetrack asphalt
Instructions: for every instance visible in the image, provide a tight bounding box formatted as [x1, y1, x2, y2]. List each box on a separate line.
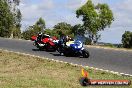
[0, 38, 132, 75]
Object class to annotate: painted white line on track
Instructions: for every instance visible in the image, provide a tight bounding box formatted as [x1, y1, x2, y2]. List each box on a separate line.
[0, 48, 132, 77]
[85, 66, 89, 68]
[64, 62, 68, 64]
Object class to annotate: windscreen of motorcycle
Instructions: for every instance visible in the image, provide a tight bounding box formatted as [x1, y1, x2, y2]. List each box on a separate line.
[74, 35, 85, 44]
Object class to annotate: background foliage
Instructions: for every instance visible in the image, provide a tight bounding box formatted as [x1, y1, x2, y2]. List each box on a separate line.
[0, 0, 21, 38]
[22, 17, 45, 40]
[122, 31, 132, 48]
[76, 0, 114, 44]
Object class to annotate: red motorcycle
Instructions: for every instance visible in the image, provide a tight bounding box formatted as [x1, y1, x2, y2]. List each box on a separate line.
[31, 34, 58, 51]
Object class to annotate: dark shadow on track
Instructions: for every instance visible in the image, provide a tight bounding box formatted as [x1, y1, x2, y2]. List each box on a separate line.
[49, 53, 61, 56]
[50, 53, 82, 57]
[32, 49, 45, 51]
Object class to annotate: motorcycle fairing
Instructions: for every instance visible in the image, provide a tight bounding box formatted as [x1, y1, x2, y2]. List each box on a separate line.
[66, 41, 74, 46]
[31, 36, 37, 41]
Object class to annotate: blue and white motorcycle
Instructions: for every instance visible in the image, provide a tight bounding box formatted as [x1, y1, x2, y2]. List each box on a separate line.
[57, 39, 90, 58]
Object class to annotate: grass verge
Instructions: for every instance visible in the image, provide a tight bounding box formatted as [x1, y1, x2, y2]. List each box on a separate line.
[0, 50, 132, 88]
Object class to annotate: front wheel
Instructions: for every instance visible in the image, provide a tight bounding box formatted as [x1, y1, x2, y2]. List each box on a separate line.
[82, 49, 90, 58]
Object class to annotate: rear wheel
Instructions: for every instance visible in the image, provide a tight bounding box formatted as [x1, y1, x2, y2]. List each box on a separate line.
[82, 49, 90, 58]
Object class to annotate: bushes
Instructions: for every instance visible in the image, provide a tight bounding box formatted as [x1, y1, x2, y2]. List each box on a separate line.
[85, 38, 92, 45]
[22, 29, 35, 40]
[122, 31, 132, 48]
[104, 43, 116, 48]
[22, 17, 45, 40]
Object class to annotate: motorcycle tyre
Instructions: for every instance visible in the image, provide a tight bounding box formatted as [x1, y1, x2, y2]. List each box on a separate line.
[82, 49, 90, 58]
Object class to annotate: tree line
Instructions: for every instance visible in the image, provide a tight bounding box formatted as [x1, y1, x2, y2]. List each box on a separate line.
[0, 0, 132, 48]
[22, 0, 114, 45]
[122, 31, 132, 48]
[0, 0, 21, 38]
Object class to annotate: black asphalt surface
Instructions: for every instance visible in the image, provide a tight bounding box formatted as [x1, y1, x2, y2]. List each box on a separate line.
[0, 38, 132, 75]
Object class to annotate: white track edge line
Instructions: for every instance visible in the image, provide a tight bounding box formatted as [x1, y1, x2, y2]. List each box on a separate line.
[0, 48, 132, 77]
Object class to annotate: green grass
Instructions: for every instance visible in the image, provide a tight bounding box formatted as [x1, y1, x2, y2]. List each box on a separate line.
[0, 50, 132, 88]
